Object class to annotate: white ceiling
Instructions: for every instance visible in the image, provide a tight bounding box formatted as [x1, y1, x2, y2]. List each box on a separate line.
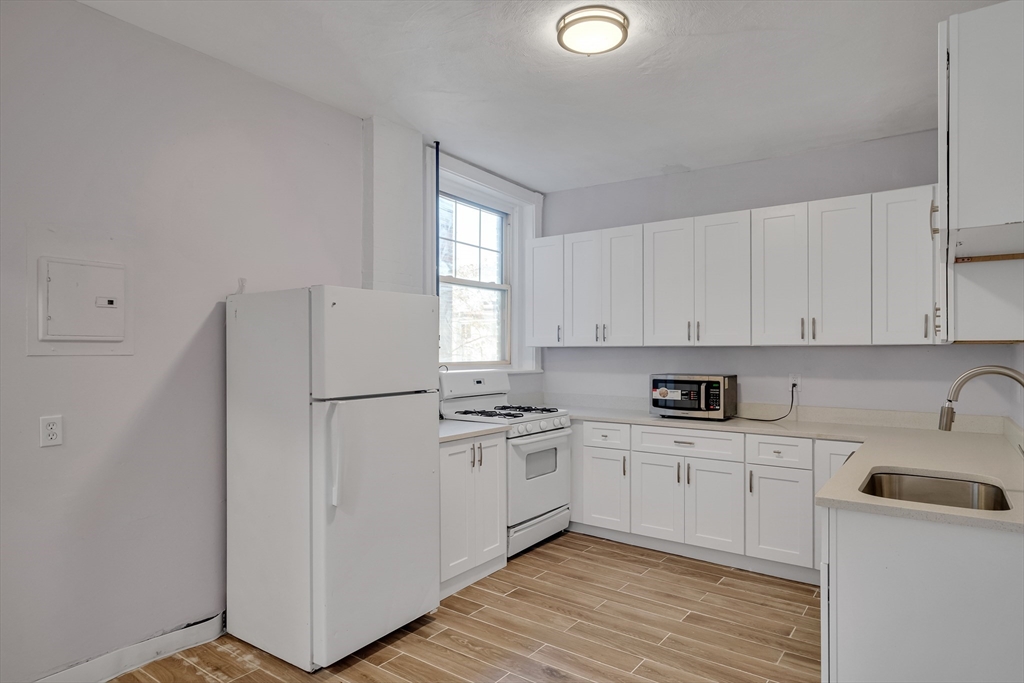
[80, 0, 994, 193]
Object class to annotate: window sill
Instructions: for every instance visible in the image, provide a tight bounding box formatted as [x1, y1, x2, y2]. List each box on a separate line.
[440, 367, 543, 375]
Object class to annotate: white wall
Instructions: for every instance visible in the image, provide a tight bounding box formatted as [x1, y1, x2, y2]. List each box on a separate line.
[541, 131, 1024, 421]
[0, 2, 364, 681]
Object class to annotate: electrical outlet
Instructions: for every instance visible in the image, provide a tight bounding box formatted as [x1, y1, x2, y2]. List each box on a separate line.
[39, 415, 62, 447]
[789, 375, 802, 392]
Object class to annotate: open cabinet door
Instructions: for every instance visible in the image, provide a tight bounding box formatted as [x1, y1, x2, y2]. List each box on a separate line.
[311, 392, 440, 668]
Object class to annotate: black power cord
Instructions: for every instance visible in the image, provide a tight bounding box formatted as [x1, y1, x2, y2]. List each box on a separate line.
[738, 382, 798, 422]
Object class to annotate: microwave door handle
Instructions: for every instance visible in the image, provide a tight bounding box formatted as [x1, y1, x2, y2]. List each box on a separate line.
[328, 402, 342, 507]
[700, 382, 707, 411]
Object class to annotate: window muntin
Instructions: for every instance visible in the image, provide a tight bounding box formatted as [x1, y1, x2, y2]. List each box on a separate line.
[439, 194, 509, 365]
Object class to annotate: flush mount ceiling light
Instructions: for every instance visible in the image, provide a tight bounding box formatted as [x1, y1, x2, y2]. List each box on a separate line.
[557, 6, 629, 56]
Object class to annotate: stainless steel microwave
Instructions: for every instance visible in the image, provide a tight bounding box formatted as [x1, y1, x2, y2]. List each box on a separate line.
[650, 374, 738, 420]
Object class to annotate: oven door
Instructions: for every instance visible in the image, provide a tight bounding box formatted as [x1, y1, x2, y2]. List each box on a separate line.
[651, 376, 708, 418]
[507, 429, 572, 528]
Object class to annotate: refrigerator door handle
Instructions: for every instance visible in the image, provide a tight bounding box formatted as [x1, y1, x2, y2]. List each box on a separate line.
[329, 402, 342, 506]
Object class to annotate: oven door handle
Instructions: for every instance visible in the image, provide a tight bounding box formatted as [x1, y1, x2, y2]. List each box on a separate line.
[511, 428, 573, 447]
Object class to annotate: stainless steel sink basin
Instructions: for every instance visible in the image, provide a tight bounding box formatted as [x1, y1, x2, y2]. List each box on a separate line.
[861, 472, 1010, 511]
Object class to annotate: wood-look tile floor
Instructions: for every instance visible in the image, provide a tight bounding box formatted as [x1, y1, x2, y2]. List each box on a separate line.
[116, 532, 820, 683]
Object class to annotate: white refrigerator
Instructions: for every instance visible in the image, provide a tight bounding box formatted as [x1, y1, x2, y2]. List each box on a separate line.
[226, 285, 440, 671]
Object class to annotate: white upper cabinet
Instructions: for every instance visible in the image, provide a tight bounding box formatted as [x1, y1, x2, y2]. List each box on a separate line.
[644, 218, 695, 346]
[808, 194, 872, 345]
[602, 225, 644, 346]
[752, 203, 809, 345]
[563, 231, 603, 346]
[695, 210, 752, 346]
[948, 0, 1024, 232]
[524, 235, 564, 347]
[563, 225, 643, 347]
[872, 186, 936, 345]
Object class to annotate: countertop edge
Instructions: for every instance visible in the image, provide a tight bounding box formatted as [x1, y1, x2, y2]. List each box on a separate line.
[439, 423, 509, 443]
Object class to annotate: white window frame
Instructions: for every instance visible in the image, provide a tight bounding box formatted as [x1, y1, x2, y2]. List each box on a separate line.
[438, 193, 511, 366]
[426, 151, 543, 373]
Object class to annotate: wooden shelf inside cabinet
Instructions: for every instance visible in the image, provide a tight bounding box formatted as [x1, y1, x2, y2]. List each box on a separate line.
[954, 253, 1024, 264]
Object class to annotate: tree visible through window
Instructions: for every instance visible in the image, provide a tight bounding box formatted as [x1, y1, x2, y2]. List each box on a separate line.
[438, 194, 509, 364]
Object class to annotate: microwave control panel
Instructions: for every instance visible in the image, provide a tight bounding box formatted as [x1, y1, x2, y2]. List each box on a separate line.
[707, 382, 721, 411]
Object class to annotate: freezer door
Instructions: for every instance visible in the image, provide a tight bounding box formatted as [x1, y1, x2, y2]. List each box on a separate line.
[311, 393, 440, 668]
[311, 286, 439, 399]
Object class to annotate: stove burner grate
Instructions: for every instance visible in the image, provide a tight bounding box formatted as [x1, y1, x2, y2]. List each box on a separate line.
[493, 405, 559, 414]
[455, 409, 525, 419]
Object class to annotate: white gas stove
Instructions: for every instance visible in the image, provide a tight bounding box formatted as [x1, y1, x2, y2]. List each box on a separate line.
[440, 370, 572, 556]
[439, 373, 568, 438]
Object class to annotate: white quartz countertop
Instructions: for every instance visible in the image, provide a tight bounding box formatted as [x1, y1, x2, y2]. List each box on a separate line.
[438, 420, 509, 444]
[562, 406, 1024, 533]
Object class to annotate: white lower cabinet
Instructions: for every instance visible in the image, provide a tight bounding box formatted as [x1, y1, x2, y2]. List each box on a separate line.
[814, 439, 862, 567]
[745, 463, 813, 567]
[439, 434, 506, 583]
[683, 457, 745, 553]
[630, 451, 685, 542]
[583, 445, 630, 532]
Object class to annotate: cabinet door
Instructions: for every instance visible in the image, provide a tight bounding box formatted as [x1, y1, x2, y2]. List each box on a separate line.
[439, 440, 476, 582]
[950, 0, 1024, 231]
[813, 440, 861, 568]
[563, 231, 603, 346]
[524, 236, 564, 347]
[474, 436, 507, 566]
[872, 186, 936, 344]
[751, 203, 808, 345]
[809, 194, 872, 345]
[683, 457, 744, 553]
[583, 446, 630, 532]
[602, 225, 644, 346]
[630, 452, 685, 543]
[644, 218, 695, 346]
[695, 211, 751, 346]
[746, 464, 813, 568]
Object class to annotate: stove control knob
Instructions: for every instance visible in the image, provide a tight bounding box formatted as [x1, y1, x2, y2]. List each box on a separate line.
[525, 423, 534, 433]
[560, 417, 570, 427]
[540, 420, 549, 431]
[517, 425, 526, 434]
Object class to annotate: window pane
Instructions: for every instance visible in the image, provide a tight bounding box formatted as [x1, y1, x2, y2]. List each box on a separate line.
[456, 203, 480, 246]
[480, 211, 501, 251]
[480, 249, 500, 284]
[439, 196, 455, 240]
[439, 283, 506, 363]
[455, 242, 479, 280]
[439, 238, 454, 277]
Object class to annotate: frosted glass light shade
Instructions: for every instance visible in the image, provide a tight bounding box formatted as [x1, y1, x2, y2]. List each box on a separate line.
[557, 6, 628, 55]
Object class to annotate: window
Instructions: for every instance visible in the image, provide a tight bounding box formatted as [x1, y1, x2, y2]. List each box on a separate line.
[438, 193, 510, 364]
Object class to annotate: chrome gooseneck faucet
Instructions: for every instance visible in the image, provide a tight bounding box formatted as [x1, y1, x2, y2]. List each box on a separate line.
[938, 365, 1024, 430]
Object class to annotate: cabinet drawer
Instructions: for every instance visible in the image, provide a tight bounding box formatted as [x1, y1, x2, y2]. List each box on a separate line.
[631, 425, 744, 462]
[583, 421, 631, 449]
[745, 434, 812, 470]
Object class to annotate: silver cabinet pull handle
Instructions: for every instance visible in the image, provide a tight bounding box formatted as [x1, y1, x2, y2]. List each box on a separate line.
[470, 443, 475, 469]
[696, 321, 700, 342]
[677, 461, 681, 483]
[673, 440, 695, 446]
[478, 442, 483, 466]
[622, 455, 627, 477]
[749, 470, 754, 493]
[686, 462, 691, 485]
[801, 318, 805, 340]
[596, 323, 600, 342]
[557, 325, 561, 343]
[688, 321, 692, 341]
[603, 324, 607, 342]
[812, 317, 817, 340]
[772, 449, 782, 455]
[924, 314, 929, 339]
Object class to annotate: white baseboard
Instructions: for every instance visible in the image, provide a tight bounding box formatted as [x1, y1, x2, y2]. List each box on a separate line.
[440, 555, 507, 599]
[568, 523, 821, 585]
[38, 613, 224, 683]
